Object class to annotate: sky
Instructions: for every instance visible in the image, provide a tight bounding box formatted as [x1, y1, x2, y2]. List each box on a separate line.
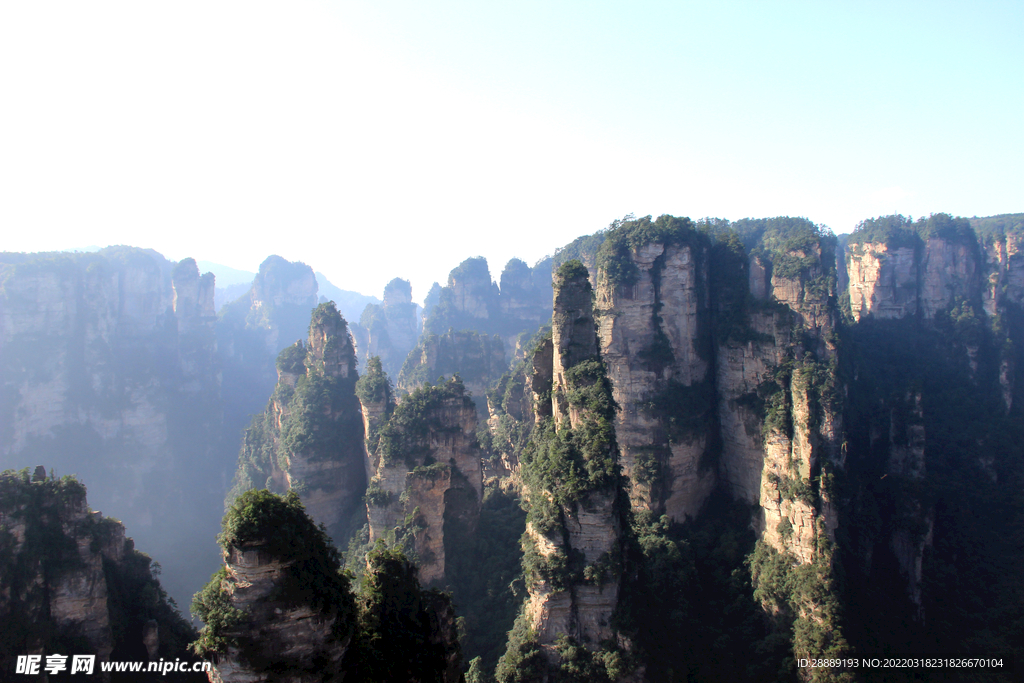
[1, 1, 1021, 302]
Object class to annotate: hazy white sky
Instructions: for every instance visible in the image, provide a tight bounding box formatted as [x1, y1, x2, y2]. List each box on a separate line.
[1, 1, 1021, 301]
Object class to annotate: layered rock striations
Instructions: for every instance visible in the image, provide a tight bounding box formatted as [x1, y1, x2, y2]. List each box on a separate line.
[362, 376, 483, 585]
[0, 469, 197, 675]
[843, 214, 990, 324]
[591, 216, 715, 520]
[228, 303, 366, 541]
[0, 248, 222, 608]
[500, 260, 628, 677]
[192, 490, 355, 683]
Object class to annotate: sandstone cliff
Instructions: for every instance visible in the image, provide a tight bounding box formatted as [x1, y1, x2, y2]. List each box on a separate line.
[592, 218, 715, 521]
[398, 329, 507, 399]
[354, 277, 420, 379]
[228, 303, 366, 541]
[193, 490, 355, 683]
[363, 376, 482, 585]
[0, 468, 197, 677]
[504, 259, 627, 677]
[0, 248, 222, 609]
[195, 491, 464, 683]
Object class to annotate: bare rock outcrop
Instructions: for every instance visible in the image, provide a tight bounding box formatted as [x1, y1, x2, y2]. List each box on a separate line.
[196, 491, 353, 683]
[845, 242, 919, 321]
[593, 233, 715, 521]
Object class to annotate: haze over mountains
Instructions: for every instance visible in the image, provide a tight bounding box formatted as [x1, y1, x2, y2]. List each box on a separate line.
[2, 211, 1022, 681]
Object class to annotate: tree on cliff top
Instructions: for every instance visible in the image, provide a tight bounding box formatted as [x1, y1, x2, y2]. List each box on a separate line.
[356, 355, 394, 406]
[193, 490, 355, 658]
[345, 544, 460, 682]
[597, 214, 704, 287]
[375, 375, 474, 467]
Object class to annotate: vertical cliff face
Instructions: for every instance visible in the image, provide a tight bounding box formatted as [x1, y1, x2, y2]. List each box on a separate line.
[397, 330, 507, 398]
[592, 220, 715, 521]
[194, 491, 355, 683]
[216, 255, 321, 443]
[699, 218, 852, 674]
[508, 259, 626, 675]
[714, 310, 787, 504]
[356, 278, 420, 379]
[448, 257, 498, 321]
[206, 547, 348, 683]
[0, 469, 196, 672]
[363, 377, 482, 585]
[0, 248, 222, 609]
[982, 229, 1024, 314]
[843, 215, 986, 324]
[845, 242, 919, 321]
[417, 257, 553, 376]
[919, 237, 978, 320]
[229, 303, 366, 541]
[195, 491, 465, 683]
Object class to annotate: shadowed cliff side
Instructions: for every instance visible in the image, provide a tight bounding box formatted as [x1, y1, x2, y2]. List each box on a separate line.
[0, 248, 223, 611]
[835, 214, 1024, 677]
[0, 468, 199, 681]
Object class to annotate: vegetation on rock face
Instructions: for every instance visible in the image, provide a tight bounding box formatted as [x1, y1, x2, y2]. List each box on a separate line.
[398, 330, 506, 392]
[194, 490, 468, 680]
[445, 485, 527, 675]
[227, 302, 366, 540]
[274, 340, 307, 375]
[375, 376, 475, 467]
[493, 613, 546, 683]
[970, 212, 1024, 246]
[552, 228, 608, 273]
[747, 540, 852, 682]
[192, 491, 355, 659]
[838, 311, 1024, 678]
[189, 568, 245, 658]
[0, 470, 198, 674]
[355, 355, 393, 406]
[597, 214, 705, 288]
[346, 544, 462, 682]
[847, 212, 978, 251]
[522, 357, 618, 509]
[846, 214, 920, 249]
[221, 490, 354, 611]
